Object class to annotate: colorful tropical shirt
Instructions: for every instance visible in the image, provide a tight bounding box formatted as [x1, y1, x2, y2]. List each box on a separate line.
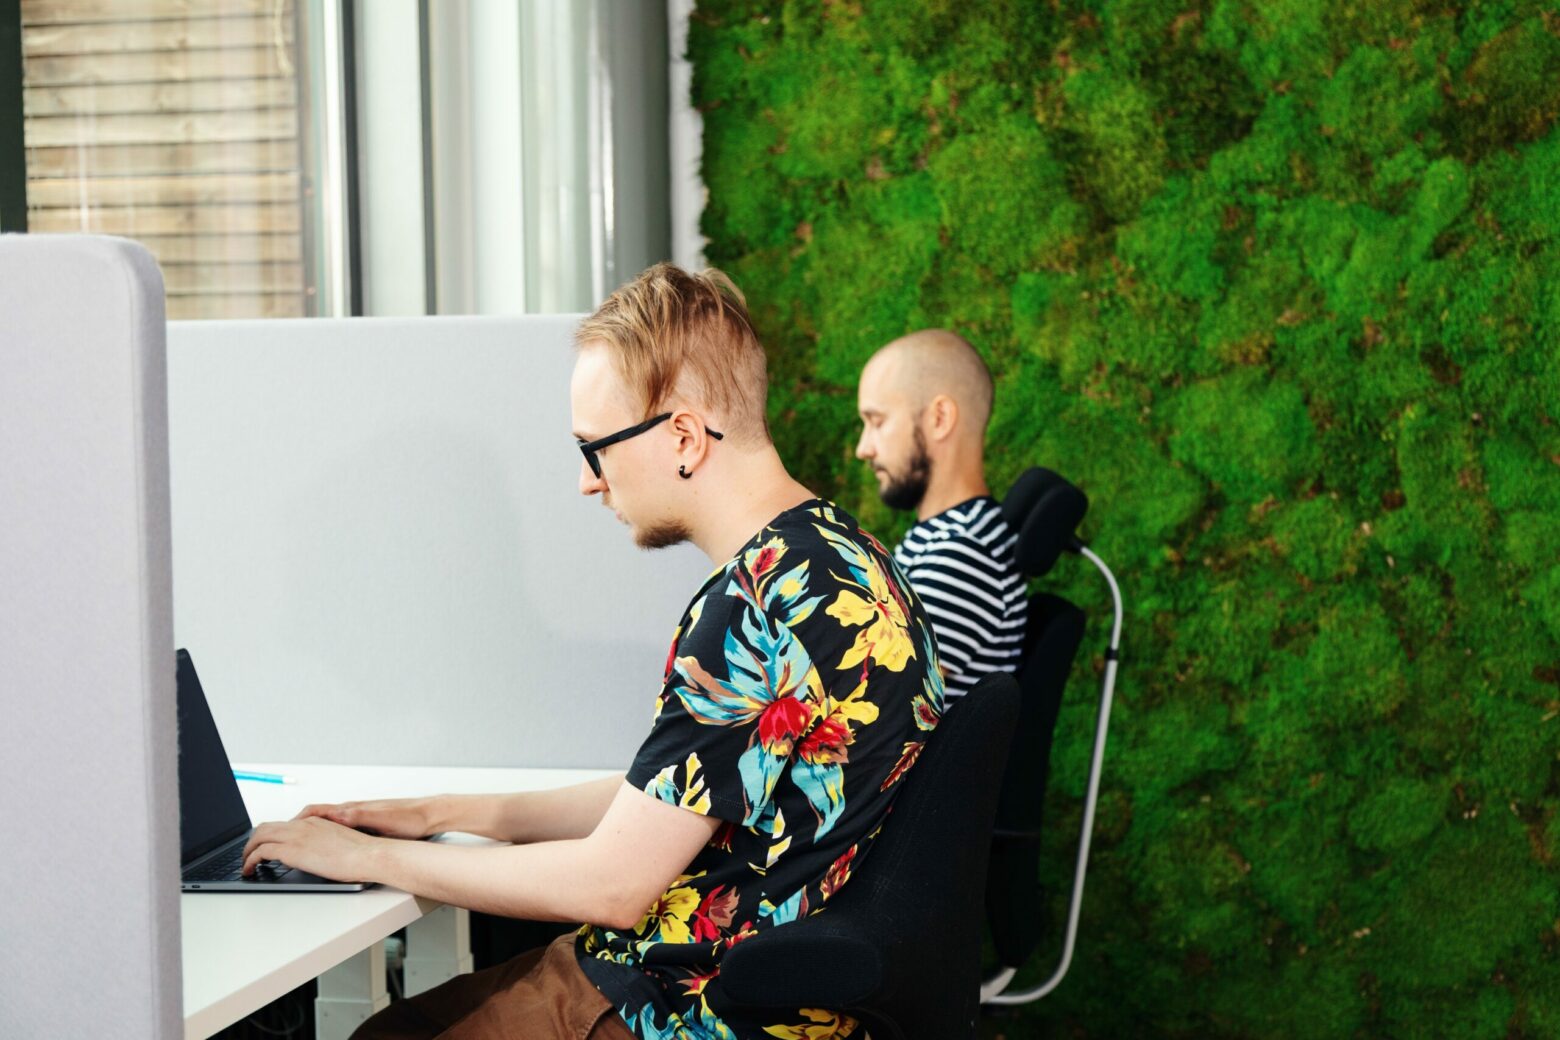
[576, 499, 945, 1040]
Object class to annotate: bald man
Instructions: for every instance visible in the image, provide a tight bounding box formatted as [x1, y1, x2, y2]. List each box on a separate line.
[855, 330, 1027, 700]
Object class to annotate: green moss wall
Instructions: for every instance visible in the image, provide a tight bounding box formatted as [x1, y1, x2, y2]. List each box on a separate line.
[688, 3, 1560, 1036]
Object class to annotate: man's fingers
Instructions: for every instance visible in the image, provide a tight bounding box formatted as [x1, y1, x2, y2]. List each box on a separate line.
[241, 820, 297, 873]
[294, 802, 353, 824]
[241, 823, 271, 862]
[241, 842, 280, 877]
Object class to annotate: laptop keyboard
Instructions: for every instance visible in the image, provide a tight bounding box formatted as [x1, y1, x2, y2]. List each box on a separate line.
[184, 842, 293, 883]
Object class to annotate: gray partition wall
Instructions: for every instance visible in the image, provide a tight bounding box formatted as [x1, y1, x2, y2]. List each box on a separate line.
[166, 316, 711, 769]
[0, 236, 181, 1038]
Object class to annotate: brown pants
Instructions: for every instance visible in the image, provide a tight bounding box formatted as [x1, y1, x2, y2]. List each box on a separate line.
[351, 933, 636, 1040]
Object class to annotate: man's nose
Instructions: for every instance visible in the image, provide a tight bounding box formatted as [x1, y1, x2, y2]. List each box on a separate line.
[579, 459, 607, 496]
[855, 430, 873, 461]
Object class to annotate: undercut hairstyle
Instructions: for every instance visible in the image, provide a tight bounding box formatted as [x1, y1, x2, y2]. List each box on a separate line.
[576, 262, 771, 446]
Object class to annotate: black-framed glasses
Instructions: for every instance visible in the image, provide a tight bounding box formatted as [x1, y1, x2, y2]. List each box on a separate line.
[576, 412, 724, 480]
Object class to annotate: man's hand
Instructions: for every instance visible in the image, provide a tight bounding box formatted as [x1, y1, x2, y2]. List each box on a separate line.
[292, 797, 438, 839]
[241, 816, 382, 880]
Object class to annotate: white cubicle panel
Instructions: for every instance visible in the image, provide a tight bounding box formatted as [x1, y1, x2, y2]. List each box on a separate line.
[166, 316, 710, 769]
[0, 235, 182, 1038]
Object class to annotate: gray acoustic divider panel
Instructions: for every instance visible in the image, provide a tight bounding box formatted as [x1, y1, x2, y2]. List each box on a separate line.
[0, 236, 181, 1038]
[166, 317, 711, 769]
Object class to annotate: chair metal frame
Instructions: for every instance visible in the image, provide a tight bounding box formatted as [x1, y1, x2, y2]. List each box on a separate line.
[982, 541, 1122, 1004]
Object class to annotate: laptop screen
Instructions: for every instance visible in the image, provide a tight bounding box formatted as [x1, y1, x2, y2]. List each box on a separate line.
[176, 650, 253, 864]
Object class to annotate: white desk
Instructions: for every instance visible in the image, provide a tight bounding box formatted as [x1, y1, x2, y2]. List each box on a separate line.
[184, 764, 619, 1040]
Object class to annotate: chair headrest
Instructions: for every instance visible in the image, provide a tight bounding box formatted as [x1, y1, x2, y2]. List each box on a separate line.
[1002, 467, 1088, 577]
[999, 467, 1059, 529]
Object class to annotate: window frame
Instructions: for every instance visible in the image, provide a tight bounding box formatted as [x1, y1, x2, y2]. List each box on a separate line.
[0, 0, 25, 232]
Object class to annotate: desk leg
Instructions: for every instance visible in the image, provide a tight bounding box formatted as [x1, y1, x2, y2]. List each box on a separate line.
[404, 906, 475, 996]
[315, 943, 391, 1040]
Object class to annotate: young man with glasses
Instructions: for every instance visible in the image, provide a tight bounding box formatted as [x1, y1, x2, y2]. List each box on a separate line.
[854, 329, 1028, 702]
[239, 263, 944, 1040]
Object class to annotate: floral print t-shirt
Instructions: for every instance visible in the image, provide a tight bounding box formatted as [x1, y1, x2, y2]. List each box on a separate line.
[576, 499, 945, 1040]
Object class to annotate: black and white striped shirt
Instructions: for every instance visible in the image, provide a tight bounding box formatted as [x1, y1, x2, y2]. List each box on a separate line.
[893, 496, 1027, 699]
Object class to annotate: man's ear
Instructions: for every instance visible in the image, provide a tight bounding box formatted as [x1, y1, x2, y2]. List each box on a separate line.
[669, 409, 715, 460]
[926, 395, 959, 442]
[669, 409, 700, 445]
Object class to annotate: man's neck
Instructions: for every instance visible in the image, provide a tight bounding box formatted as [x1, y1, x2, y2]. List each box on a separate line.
[688, 449, 815, 564]
[916, 471, 990, 522]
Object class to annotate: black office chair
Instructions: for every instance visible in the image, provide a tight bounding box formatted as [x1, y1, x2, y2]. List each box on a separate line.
[703, 673, 1021, 1040]
[706, 468, 1121, 1031]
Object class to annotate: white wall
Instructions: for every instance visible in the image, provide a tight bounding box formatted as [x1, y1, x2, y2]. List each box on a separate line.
[166, 315, 710, 769]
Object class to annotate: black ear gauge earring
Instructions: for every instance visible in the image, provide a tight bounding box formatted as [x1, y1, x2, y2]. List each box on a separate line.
[678, 465, 692, 479]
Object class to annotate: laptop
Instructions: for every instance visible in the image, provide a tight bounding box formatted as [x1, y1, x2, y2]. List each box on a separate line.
[177, 648, 370, 892]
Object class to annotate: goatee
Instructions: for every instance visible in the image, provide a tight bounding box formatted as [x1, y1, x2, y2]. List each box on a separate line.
[877, 428, 931, 512]
[635, 519, 693, 550]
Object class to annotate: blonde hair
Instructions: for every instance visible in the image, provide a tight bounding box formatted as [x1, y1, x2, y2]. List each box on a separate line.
[576, 263, 770, 446]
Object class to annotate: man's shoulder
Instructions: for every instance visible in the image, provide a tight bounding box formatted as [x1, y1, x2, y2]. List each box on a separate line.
[759, 499, 891, 567]
[899, 498, 1015, 559]
[667, 502, 933, 715]
[692, 500, 894, 631]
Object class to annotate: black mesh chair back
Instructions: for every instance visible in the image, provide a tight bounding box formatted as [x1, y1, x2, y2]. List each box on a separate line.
[704, 673, 1022, 1040]
[984, 592, 1086, 966]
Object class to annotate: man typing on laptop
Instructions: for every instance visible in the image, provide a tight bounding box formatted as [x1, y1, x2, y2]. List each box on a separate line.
[177, 648, 369, 891]
[238, 264, 944, 1040]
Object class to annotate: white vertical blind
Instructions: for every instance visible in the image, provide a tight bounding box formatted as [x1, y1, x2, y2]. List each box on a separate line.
[467, 0, 524, 313]
[667, 0, 704, 271]
[515, 0, 595, 312]
[352, 0, 426, 316]
[354, 0, 670, 316]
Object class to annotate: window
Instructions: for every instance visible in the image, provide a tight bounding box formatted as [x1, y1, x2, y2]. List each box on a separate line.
[16, 0, 347, 318]
[4, 0, 676, 320]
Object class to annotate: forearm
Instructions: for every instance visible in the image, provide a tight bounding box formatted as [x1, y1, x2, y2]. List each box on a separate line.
[368, 831, 638, 928]
[258, 782, 720, 929]
[429, 773, 626, 844]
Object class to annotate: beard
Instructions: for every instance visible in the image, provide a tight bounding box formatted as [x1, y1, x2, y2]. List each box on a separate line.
[876, 427, 931, 512]
[605, 494, 692, 550]
[634, 518, 693, 550]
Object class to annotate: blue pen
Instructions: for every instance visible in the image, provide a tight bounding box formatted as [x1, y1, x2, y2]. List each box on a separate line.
[233, 770, 297, 785]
